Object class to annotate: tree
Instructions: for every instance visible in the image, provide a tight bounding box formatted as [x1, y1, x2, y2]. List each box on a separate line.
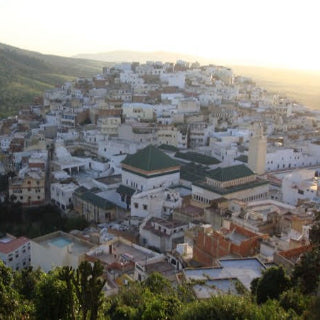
[178, 294, 292, 320]
[59, 266, 76, 320]
[0, 261, 22, 319]
[292, 247, 320, 294]
[309, 211, 320, 245]
[279, 288, 310, 316]
[143, 272, 174, 296]
[13, 266, 43, 300]
[34, 270, 71, 320]
[140, 291, 181, 320]
[254, 266, 291, 304]
[72, 261, 106, 320]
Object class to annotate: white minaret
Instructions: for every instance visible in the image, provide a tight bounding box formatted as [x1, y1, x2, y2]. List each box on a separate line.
[248, 123, 267, 175]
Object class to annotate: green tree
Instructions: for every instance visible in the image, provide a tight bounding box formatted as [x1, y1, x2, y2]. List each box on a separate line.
[254, 266, 291, 304]
[143, 272, 174, 296]
[59, 266, 77, 320]
[309, 211, 320, 245]
[0, 261, 22, 319]
[13, 266, 43, 300]
[34, 270, 71, 320]
[176, 282, 196, 303]
[279, 288, 310, 316]
[178, 295, 293, 320]
[292, 247, 320, 294]
[72, 261, 106, 320]
[140, 291, 181, 320]
[303, 296, 320, 320]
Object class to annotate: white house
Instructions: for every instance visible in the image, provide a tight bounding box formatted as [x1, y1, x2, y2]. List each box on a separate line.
[51, 182, 78, 212]
[122, 103, 155, 121]
[281, 169, 319, 205]
[130, 188, 182, 219]
[0, 234, 30, 271]
[160, 72, 185, 89]
[31, 231, 95, 272]
[265, 148, 318, 172]
[140, 217, 189, 252]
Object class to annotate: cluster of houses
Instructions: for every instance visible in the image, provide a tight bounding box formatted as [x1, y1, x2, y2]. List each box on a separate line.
[0, 59, 319, 297]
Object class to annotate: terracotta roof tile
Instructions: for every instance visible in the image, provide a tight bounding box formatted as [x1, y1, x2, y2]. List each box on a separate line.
[0, 237, 30, 254]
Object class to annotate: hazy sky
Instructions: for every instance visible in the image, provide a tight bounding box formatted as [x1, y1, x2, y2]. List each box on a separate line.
[0, 0, 319, 70]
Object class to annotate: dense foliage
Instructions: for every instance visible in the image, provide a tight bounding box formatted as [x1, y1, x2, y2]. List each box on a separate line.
[0, 42, 105, 117]
[0, 210, 319, 318]
[0, 258, 319, 320]
[0, 202, 89, 238]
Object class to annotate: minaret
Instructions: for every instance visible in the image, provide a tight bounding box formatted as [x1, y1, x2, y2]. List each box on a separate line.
[248, 123, 267, 175]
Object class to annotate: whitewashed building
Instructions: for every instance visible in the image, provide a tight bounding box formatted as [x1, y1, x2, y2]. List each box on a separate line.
[0, 234, 30, 271]
[51, 182, 78, 212]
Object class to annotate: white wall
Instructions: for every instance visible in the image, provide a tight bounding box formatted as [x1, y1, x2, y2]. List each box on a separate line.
[122, 170, 180, 192]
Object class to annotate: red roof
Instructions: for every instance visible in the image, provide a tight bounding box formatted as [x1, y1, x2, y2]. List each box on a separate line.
[0, 237, 30, 254]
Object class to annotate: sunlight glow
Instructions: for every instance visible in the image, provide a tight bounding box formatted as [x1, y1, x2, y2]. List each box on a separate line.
[0, 0, 319, 70]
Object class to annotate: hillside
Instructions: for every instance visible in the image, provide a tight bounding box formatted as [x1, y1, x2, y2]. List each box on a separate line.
[0, 43, 106, 117]
[75, 50, 320, 110]
[230, 65, 320, 110]
[2, 43, 320, 117]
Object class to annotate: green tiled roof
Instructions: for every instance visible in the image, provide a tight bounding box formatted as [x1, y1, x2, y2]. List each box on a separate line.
[158, 144, 179, 152]
[208, 165, 254, 182]
[74, 186, 89, 195]
[175, 151, 220, 165]
[194, 179, 269, 195]
[122, 145, 179, 172]
[180, 162, 210, 182]
[116, 184, 136, 196]
[78, 191, 114, 210]
[234, 155, 248, 163]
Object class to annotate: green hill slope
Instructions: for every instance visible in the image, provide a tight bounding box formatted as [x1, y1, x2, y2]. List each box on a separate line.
[0, 43, 105, 117]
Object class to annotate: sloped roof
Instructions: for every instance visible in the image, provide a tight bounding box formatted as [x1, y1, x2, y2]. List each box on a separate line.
[180, 162, 210, 182]
[116, 184, 136, 197]
[158, 144, 179, 152]
[234, 155, 248, 163]
[175, 151, 220, 165]
[122, 145, 179, 172]
[0, 237, 29, 254]
[77, 190, 114, 210]
[208, 165, 254, 182]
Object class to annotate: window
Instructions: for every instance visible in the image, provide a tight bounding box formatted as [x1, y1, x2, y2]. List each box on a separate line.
[134, 203, 139, 209]
[143, 204, 148, 210]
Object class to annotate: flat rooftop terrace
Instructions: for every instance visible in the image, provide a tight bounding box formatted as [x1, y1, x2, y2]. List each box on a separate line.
[184, 258, 266, 290]
[33, 231, 94, 255]
[89, 240, 159, 265]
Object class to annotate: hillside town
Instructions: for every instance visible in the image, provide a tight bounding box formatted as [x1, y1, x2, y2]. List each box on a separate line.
[1, 60, 320, 297]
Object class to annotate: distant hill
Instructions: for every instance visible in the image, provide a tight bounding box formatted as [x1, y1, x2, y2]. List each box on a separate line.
[73, 50, 208, 64]
[1, 43, 320, 117]
[229, 65, 320, 110]
[0, 43, 106, 117]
